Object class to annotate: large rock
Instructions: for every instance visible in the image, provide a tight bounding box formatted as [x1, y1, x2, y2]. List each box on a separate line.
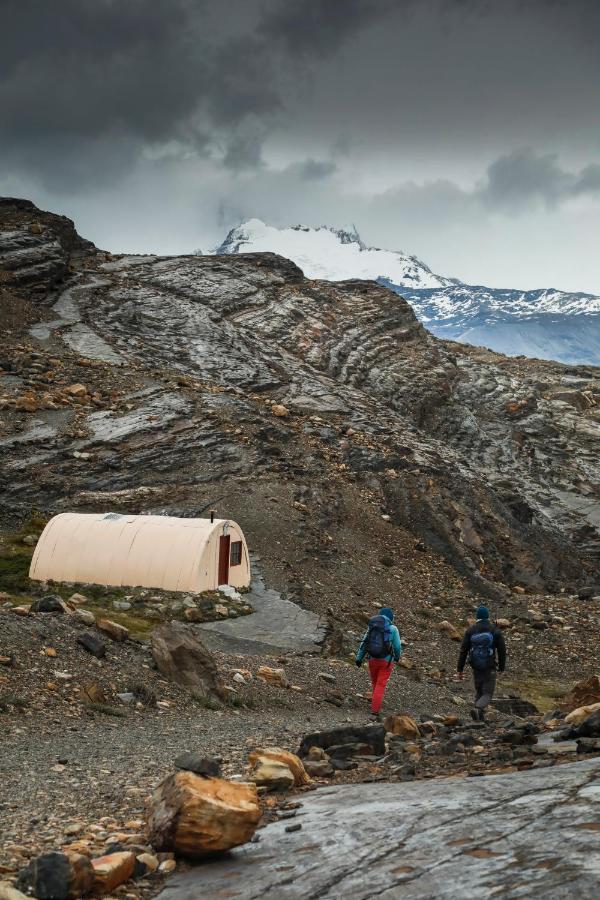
[299, 725, 386, 758]
[248, 758, 295, 792]
[151, 624, 224, 697]
[147, 771, 260, 858]
[17, 851, 93, 899]
[561, 675, 600, 712]
[568, 710, 600, 739]
[91, 852, 135, 895]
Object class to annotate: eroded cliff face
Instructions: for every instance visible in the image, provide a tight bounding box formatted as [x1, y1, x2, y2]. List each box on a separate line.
[1, 198, 598, 599]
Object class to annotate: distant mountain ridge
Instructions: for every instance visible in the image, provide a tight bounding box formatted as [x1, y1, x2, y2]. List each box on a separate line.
[216, 220, 600, 365]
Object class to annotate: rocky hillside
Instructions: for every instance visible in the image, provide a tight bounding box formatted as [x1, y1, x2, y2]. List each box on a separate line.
[1, 198, 599, 603]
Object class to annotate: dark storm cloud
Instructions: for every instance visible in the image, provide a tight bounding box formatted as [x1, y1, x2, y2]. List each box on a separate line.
[483, 150, 600, 211]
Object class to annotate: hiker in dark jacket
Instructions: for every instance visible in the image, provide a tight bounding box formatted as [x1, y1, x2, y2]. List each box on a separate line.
[356, 607, 402, 719]
[457, 605, 506, 721]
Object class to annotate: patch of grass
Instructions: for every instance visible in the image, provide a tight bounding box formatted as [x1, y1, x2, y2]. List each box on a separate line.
[190, 689, 222, 711]
[502, 676, 570, 713]
[0, 550, 32, 593]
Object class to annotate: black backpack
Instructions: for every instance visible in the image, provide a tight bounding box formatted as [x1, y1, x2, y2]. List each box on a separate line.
[366, 615, 392, 659]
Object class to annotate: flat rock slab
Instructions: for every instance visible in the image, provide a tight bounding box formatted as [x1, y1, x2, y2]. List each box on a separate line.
[198, 565, 326, 654]
[156, 757, 600, 899]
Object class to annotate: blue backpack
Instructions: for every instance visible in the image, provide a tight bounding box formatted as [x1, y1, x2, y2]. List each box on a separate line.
[470, 630, 495, 670]
[366, 615, 392, 659]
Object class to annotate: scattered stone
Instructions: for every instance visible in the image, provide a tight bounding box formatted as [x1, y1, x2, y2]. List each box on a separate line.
[438, 621, 461, 641]
[158, 859, 176, 874]
[68, 593, 88, 605]
[96, 619, 129, 642]
[30, 596, 66, 614]
[565, 702, 600, 726]
[285, 823, 302, 833]
[147, 772, 260, 858]
[91, 851, 136, 894]
[317, 672, 336, 683]
[232, 672, 246, 684]
[64, 383, 88, 397]
[248, 749, 310, 788]
[303, 759, 334, 778]
[117, 692, 135, 705]
[272, 404, 289, 417]
[299, 725, 386, 758]
[174, 753, 221, 777]
[11, 606, 31, 617]
[249, 758, 295, 792]
[77, 633, 106, 659]
[383, 715, 421, 740]
[73, 608, 96, 626]
[17, 851, 94, 899]
[256, 666, 289, 688]
[136, 852, 159, 874]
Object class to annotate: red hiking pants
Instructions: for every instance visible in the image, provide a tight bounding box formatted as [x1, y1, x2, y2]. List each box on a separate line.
[368, 658, 393, 714]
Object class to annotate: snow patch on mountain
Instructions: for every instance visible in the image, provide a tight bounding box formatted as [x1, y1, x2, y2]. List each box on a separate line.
[216, 219, 449, 289]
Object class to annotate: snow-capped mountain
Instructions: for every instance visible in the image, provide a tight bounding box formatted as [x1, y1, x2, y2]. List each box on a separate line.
[216, 220, 600, 366]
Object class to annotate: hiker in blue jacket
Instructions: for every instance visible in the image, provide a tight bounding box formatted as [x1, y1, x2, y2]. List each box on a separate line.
[356, 607, 402, 719]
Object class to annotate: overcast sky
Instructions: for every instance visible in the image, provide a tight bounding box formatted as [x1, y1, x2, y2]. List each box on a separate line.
[2, 0, 599, 291]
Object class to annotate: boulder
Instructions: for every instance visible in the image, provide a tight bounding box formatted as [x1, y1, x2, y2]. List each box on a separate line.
[17, 851, 94, 899]
[565, 702, 600, 726]
[561, 676, 600, 712]
[569, 710, 600, 740]
[146, 772, 260, 858]
[96, 618, 129, 642]
[77, 633, 106, 659]
[91, 851, 135, 894]
[384, 715, 421, 740]
[151, 624, 223, 697]
[256, 666, 289, 688]
[30, 596, 67, 614]
[299, 725, 386, 758]
[247, 749, 310, 788]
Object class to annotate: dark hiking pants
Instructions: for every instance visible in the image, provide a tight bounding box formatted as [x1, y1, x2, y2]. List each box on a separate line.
[473, 669, 496, 709]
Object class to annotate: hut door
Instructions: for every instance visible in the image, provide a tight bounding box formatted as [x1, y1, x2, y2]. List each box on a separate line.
[218, 535, 231, 585]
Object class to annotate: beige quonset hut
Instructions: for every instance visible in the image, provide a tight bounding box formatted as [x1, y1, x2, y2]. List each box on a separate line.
[29, 513, 251, 592]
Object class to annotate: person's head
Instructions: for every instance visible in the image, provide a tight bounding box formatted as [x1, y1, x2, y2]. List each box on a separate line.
[476, 604, 490, 621]
[379, 607, 394, 622]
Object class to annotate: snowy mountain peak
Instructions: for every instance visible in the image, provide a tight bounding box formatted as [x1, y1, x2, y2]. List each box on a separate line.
[216, 219, 449, 289]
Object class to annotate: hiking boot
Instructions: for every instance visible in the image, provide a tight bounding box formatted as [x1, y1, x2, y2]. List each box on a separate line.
[479, 709, 486, 723]
[369, 712, 382, 722]
[470, 708, 481, 722]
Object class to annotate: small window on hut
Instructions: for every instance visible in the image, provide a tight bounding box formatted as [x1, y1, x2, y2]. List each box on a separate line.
[230, 541, 242, 566]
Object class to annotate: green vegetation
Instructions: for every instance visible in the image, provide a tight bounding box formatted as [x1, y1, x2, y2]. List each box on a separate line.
[502, 675, 569, 713]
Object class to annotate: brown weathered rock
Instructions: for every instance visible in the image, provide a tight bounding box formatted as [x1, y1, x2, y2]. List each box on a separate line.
[438, 621, 461, 641]
[249, 758, 295, 792]
[151, 624, 224, 697]
[256, 665, 289, 688]
[303, 759, 334, 778]
[17, 851, 94, 899]
[248, 749, 311, 788]
[565, 702, 600, 725]
[74, 608, 96, 626]
[64, 383, 88, 397]
[91, 851, 135, 894]
[272, 404, 289, 417]
[136, 853, 159, 873]
[561, 675, 600, 712]
[384, 715, 421, 740]
[80, 681, 107, 704]
[146, 772, 260, 858]
[96, 618, 129, 642]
